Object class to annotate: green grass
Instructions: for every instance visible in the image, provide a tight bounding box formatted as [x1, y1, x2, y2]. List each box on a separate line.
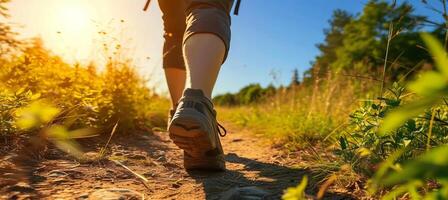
[217, 73, 379, 150]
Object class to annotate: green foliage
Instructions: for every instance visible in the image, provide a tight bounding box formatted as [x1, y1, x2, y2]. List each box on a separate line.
[291, 69, 301, 86]
[216, 1, 448, 198]
[381, 33, 448, 134]
[220, 106, 337, 145]
[314, 9, 353, 76]
[213, 83, 275, 106]
[336, 1, 426, 71]
[336, 82, 448, 178]
[14, 100, 60, 130]
[332, 33, 448, 198]
[366, 34, 448, 199]
[308, 0, 434, 81]
[0, 89, 38, 135]
[282, 176, 308, 200]
[369, 145, 448, 199]
[217, 73, 376, 149]
[0, 38, 168, 137]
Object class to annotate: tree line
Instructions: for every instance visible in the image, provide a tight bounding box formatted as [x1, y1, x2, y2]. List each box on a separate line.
[214, 0, 445, 106]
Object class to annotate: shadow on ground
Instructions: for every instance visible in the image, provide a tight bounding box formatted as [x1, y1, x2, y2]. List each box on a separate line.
[1, 131, 356, 199]
[188, 153, 355, 200]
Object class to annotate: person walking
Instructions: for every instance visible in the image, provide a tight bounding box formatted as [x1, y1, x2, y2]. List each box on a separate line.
[145, 0, 239, 171]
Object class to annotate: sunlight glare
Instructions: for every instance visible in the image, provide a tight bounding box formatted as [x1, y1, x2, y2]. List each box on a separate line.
[55, 3, 91, 33]
[48, 1, 96, 63]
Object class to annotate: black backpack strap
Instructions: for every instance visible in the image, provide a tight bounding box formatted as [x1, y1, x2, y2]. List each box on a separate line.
[234, 0, 241, 15]
[143, 0, 151, 11]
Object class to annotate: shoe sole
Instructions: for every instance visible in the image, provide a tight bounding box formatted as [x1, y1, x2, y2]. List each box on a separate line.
[168, 109, 225, 171]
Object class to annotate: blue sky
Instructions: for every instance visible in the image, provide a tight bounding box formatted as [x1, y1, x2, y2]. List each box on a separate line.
[218, 0, 444, 95]
[219, 0, 366, 93]
[7, 0, 444, 96]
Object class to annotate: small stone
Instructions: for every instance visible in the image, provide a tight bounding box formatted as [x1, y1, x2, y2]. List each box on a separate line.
[156, 156, 166, 162]
[8, 182, 35, 193]
[114, 152, 124, 156]
[172, 182, 182, 188]
[48, 170, 68, 177]
[232, 138, 243, 142]
[77, 193, 89, 199]
[52, 178, 68, 185]
[153, 150, 165, 157]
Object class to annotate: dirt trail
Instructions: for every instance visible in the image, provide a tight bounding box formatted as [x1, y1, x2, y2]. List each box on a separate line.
[1, 125, 353, 200]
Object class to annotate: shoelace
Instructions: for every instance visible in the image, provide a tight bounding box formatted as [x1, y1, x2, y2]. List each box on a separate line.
[217, 122, 227, 137]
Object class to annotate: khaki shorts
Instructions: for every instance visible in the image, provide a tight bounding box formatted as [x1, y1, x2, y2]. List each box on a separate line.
[158, 0, 233, 69]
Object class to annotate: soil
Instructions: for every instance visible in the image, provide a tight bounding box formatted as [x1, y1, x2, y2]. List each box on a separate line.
[0, 125, 356, 200]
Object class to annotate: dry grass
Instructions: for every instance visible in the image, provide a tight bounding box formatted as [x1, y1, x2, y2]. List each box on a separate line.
[218, 71, 379, 149]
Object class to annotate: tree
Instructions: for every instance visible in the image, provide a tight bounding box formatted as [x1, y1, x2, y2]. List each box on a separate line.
[213, 93, 237, 106]
[315, 9, 353, 75]
[0, 0, 20, 56]
[237, 84, 264, 104]
[290, 68, 300, 86]
[333, 0, 427, 72]
[308, 0, 433, 82]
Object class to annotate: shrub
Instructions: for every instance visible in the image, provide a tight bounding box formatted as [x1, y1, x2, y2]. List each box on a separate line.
[336, 82, 448, 177]
[0, 39, 168, 137]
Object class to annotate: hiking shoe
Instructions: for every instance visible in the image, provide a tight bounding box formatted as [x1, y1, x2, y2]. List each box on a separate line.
[168, 88, 226, 171]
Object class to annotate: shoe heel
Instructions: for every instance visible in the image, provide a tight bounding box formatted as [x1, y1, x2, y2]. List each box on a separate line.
[169, 112, 214, 158]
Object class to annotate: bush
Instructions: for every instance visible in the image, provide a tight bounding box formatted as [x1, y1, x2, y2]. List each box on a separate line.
[336, 83, 448, 177]
[214, 83, 276, 106]
[0, 39, 168, 137]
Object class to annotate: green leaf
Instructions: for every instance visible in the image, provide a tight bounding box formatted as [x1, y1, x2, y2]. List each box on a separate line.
[370, 148, 406, 194]
[380, 97, 439, 135]
[15, 114, 37, 130]
[282, 176, 308, 200]
[67, 128, 98, 139]
[385, 99, 401, 107]
[357, 147, 372, 157]
[14, 101, 60, 130]
[339, 136, 347, 150]
[46, 125, 69, 140]
[405, 119, 416, 132]
[382, 145, 448, 186]
[381, 181, 423, 200]
[408, 71, 447, 97]
[421, 33, 448, 78]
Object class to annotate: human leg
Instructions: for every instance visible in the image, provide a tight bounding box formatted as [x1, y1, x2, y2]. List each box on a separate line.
[183, 0, 233, 98]
[168, 0, 234, 171]
[158, 0, 187, 108]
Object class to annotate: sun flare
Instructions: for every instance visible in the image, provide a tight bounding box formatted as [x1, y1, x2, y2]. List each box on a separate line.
[55, 3, 91, 33]
[45, 1, 97, 62]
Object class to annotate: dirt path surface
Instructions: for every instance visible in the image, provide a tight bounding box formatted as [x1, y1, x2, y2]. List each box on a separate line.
[1, 125, 354, 200]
